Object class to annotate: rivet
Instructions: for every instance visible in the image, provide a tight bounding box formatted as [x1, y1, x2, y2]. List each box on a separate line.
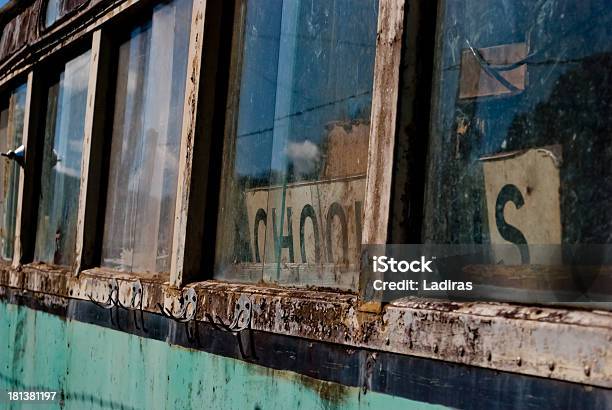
[385, 337, 390, 346]
[458, 346, 465, 357]
[486, 351, 492, 361]
[516, 357, 522, 366]
[548, 362, 555, 371]
[433, 343, 438, 354]
[584, 366, 591, 377]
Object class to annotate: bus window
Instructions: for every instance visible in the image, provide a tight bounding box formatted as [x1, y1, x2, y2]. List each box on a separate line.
[426, 0, 612, 249]
[0, 83, 26, 261]
[101, 0, 192, 274]
[214, 0, 379, 289]
[34, 49, 91, 267]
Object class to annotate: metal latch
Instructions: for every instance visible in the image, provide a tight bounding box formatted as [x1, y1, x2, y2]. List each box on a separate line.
[1, 144, 25, 167]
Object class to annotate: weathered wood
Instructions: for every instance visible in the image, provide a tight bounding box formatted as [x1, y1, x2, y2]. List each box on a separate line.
[170, 0, 224, 286]
[12, 70, 43, 267]
[73, 29, 111, 275]
[359, 0, 406, 312]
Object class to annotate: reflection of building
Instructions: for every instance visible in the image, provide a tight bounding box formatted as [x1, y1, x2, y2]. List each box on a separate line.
[321, 120, 369, 179]
[243, 175, 365, 286]
[229, 120, 369, 289]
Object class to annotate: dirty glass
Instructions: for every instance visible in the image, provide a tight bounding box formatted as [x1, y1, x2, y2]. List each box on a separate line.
[0, 83, 26, 261]
[215, 0, 379, 289]
[425, 1, 612, 252]
[101, 0, 192, 273]
[34, 49, 90, 267]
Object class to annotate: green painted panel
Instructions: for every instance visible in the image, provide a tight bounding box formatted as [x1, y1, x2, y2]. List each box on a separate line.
[0, 302, 447, 410]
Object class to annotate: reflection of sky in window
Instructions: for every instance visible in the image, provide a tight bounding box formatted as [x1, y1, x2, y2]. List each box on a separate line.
[0, 0, 10, 9]
[440, 0, 612, 158]
[234, 0, 377, 180]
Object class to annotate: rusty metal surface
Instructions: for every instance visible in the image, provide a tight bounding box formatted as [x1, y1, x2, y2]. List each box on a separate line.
[0, 262, 610, 388]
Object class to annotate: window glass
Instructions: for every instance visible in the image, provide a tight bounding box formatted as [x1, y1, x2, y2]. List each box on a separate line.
[45, 0, 61, 28]
[215, 0, 379, 289]
[44, 0, 89, 28]
[0, 83, 26, 261]
[101, 0, 192, 273]
[34, 49, 91, 266]
[426, 1, 612, 252]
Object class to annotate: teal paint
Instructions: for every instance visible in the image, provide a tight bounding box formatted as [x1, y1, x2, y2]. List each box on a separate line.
[0, 302, 446, 410]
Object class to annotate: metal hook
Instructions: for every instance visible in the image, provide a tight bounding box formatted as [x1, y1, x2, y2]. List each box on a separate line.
[87, 279, 120, 327]
[1, 144, 25, 168]
[186, 319, 200, 344]
[204, 312, 233, 332]
[205, 312, 248, 357]
[113, 292, 129, 310]
[204, 295, 252, 332]
[87, 279, 118, 309]
[237, 327, 257, 360]
[157, 288, 199, 344]
[132, 281, 146, 332]
[157, 288, 197, 323]
[157, 302, 185, 321]
[204, 295, 255, 359]
[111, 280, 146, 332]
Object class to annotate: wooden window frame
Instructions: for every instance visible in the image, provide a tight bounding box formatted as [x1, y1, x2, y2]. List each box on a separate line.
[10, 35, 95, 270]
[73, 0, 217, 280]
[0, 77, 28, 266]
[358, 0, 406, 312]
[12, 70, 44, 267]
[194, 0, 407, 295]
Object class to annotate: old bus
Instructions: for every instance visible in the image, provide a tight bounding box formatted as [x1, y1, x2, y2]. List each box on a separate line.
[0, 0, 611, 408]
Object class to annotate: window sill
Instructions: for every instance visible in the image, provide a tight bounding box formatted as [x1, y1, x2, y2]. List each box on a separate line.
[0, 263, 611, 388]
